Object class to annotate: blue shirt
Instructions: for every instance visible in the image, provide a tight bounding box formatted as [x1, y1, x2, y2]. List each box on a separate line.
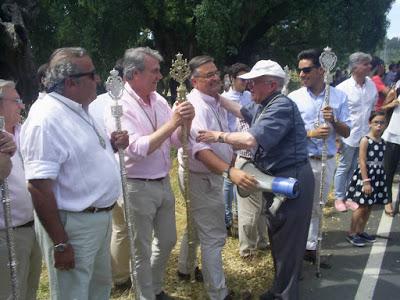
[288, 86, 350, 157]
[241, 92, 309, 174]
[222, 88, 252, 132]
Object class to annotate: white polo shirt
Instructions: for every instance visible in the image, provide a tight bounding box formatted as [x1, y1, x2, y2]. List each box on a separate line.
[20, 92, 121, 212]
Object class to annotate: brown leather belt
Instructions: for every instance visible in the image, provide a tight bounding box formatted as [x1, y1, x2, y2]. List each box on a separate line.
[238, 156, 252, 161]
[131, 177, 165, 182]
[15, 220, 34, 229]
[82, 203, 115, 213]
[309, 155, 334, 160]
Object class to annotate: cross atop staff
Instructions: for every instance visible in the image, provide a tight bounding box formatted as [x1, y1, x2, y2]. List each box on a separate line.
[170, 53, 191, 104]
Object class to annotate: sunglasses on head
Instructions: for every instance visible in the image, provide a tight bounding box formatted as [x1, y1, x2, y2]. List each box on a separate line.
[298, 66, 318, 74]
[70, 69, 97, 80]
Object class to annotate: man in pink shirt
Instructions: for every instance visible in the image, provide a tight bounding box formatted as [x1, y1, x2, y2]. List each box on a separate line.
[105, 47, 194, 300]
[177, 56, 256, 300]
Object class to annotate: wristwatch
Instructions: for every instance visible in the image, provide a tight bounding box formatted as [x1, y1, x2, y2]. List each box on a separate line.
[222, 167, 231, 179]
[217, 133, 225, 143]
[54, 242, 69, 253]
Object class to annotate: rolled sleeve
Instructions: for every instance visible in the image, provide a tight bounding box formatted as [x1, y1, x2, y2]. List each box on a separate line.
[248, 100, 291, 152]
[24, 160, 60, 180]
[126, 134, 150, 159]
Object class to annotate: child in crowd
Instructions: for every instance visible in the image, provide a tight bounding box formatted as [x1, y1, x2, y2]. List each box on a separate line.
[345, 111, 389, 247]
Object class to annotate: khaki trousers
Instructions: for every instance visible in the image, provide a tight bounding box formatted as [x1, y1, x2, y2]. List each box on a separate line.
[110, 201, 130, 284]
[0, 225, 41, 300]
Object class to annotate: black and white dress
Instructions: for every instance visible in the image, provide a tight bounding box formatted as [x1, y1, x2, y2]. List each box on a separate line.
[346, 136, 389, 205]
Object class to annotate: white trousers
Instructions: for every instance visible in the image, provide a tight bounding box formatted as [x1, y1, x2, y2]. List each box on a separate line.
[177, 168, 229, 300]
[307, 157, 336, 250]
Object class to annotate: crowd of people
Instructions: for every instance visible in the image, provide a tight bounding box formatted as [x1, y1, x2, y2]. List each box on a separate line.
[0, 46, 399, 300]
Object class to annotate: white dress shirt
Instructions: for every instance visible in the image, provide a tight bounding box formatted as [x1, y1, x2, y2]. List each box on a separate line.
[89, 92, 114, 135]
[0, 125, 33, 229]
[289, 86, 351, 156]
[336, 76, 377, 147]
[20, 92, 121, 212]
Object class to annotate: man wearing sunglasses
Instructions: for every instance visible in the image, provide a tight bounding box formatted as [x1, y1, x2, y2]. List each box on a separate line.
[288, 49, 350, 265]
[20, 47, 129, 300]
[196, 59, 314, 300]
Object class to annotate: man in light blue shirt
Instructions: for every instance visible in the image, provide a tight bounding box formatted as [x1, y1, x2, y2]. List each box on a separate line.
[289, 49, 350, 263]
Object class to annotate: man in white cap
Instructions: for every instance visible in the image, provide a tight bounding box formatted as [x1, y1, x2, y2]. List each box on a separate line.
[197, 59, 314, 300]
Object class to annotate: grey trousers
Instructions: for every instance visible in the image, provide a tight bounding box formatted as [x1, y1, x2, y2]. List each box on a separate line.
[263, 162, 314, 300]
[235, 157, 268, 257]
[177, 168, 229, 300]
[127, 177, 177, 300]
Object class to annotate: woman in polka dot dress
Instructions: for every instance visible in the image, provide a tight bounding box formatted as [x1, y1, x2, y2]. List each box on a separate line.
[345, 111, 389, 247]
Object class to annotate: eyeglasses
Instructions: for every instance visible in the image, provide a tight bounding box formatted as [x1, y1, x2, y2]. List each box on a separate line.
[298, 66, 318, 74]
[372, 120, 385, 125]
[2, 97, 24, 105]
[249, 79, 274, 86]
[70, 69, 97, 80]
[196, 70, 221, 79]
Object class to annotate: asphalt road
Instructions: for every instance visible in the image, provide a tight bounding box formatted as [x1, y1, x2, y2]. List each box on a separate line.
[299, 184, 400, 300]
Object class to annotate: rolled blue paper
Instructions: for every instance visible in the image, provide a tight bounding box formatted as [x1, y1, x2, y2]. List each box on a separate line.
[271, 177, 299, 199]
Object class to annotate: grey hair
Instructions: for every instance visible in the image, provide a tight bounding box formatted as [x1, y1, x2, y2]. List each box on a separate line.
[348, 52, 372, 72]
[189, 55, 214, 79]
[44, 47, 88, 94]
[0, 80, 16, 100]
[123, 47, 163, 80]
[265, 76, 285, 91]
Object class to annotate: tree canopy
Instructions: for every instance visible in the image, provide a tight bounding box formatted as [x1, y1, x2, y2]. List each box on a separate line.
[3, 0, 395, 100]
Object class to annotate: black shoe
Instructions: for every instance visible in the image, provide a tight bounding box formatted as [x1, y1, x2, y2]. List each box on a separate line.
[224, 290, 235, 300]
[156, 291, 174, 300]
[177, 266, 203, 282]
[112, 278, 131, 292]
[303, 250, 332, 269]
[259, 290, 274, 300]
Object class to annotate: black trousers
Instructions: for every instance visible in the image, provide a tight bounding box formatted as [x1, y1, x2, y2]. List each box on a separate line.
[384, 141, 400, 203]
[262, 162, 314, 300]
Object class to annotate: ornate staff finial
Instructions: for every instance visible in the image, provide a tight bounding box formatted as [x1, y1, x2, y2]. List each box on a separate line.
[105, 69, 124, 101]
[282, 65, 290, 95]
[319, 46, 337, 85]
[170, 53, 191, 103]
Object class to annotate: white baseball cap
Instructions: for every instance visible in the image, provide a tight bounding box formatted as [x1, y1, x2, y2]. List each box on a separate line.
[239, 60, 286, 80]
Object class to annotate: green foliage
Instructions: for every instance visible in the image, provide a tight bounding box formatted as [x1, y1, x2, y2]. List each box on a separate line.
[28, 0, 395, 80]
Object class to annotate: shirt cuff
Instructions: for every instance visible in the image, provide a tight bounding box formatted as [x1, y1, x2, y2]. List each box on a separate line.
[24, 160, 60, 180]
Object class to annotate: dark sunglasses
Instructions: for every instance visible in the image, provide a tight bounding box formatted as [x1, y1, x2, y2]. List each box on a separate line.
[298, 66, 317, 74]
[70, 69, 97, 80]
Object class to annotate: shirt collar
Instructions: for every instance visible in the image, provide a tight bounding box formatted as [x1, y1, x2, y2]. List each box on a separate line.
[48, 92, 84, 112]
[306, 87, 325, 99]
[124, 82, 157, 107]
[260, 91, 281, 107]
[193, 88, 219, 107]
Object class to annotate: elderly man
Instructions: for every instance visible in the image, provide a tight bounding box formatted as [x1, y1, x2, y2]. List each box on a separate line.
[288, 49, 350, 263]
[0, 130, 15, 180]
[0, 80, 41, 300]
[20, 47, 129, 300]
[177, 55, 256, 300]
[222, 63, 268, 258]
[197, 60, 314, 300]
[104, 47, 195, 300]
[333, 53, 378, 217]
